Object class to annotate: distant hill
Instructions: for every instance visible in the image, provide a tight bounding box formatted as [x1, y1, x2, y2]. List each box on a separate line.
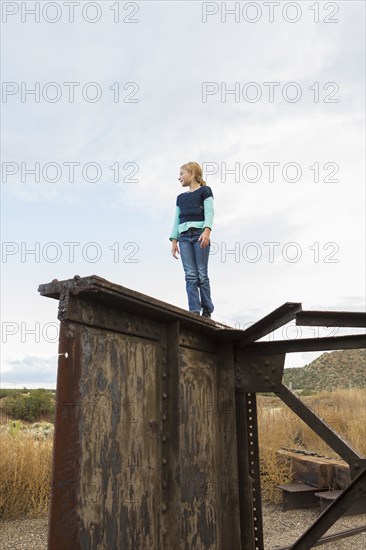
[283, 349, 366, 393]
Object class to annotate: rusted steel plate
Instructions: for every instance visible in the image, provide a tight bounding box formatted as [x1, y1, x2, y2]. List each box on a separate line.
[38, 274, 224, 334]
[49, 321, 162, 549]
[234, 352, 285, 392]
[179, 326, 218, 353]
[65, 294, 161, 340]
[178, 344, 241, 549]
[48, 320, 82, 549]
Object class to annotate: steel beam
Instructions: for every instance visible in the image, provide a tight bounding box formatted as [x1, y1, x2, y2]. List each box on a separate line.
[241, 334, 366, 353]
[288, 467, 366, 549]
[296, 310, 366, 328]
[278, 384, 361, 463]
[219, 303, 302, 343]
[279, 525, 366, 549]
[235, 392, 263, 550]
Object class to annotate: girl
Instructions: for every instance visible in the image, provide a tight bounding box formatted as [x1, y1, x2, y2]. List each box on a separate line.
[169, 162, 214, 318]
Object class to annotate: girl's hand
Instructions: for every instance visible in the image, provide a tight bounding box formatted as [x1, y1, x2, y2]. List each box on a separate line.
[171, 240, 180, 259]
[198, 228, 211, 248]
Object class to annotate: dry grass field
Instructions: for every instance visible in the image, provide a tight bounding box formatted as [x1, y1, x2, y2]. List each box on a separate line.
[258, 388, 366, 502]
[0, 388, 364, 518]
[0, 423, 53, 519]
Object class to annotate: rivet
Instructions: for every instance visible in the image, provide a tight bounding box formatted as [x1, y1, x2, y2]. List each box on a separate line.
[162, 459, 167, 465]
[162, 415, 167, 421]
[162, 373, 167, 379]
[162, 529, 167, 536]
[354, 463, 360, 469]
[162, 436, 167, 443]
[162, 393, 167, 399]
[162, 504, 167, 512]
[162, 481, 167, 488]
[265, 361, 270, 366]
[162, 358, 167, 364]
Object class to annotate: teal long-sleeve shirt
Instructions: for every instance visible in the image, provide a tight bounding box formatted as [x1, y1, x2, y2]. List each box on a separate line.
[169, 196, 214, 241]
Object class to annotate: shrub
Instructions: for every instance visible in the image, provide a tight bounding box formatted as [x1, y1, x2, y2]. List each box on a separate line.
[0, 388, 28, 399]
[3, 389, 55, 423]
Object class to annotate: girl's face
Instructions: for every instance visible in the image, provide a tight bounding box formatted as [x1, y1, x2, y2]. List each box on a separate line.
[179, 169, 193, 187]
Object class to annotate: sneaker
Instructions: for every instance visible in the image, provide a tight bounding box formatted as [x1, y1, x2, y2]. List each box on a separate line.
[202, 310, 211, 319]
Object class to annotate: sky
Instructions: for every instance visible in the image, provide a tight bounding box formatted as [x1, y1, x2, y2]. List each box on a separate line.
[1, 0, 365, 388]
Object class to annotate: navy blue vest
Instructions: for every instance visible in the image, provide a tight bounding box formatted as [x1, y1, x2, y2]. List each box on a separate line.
[176, 186, 213, 223]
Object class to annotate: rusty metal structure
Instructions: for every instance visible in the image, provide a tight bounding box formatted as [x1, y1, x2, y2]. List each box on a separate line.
[38, 274, 366, 550]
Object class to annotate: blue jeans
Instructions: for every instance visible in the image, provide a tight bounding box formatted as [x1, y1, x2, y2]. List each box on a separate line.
[178, 228, 214, 314]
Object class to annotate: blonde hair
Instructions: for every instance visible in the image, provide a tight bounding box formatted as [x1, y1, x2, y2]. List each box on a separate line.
[181, 161, 207, 186]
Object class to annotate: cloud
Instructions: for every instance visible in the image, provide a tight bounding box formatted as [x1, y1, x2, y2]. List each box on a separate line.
[2, 356, 57, 387]
[2, 1, 365, 386]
